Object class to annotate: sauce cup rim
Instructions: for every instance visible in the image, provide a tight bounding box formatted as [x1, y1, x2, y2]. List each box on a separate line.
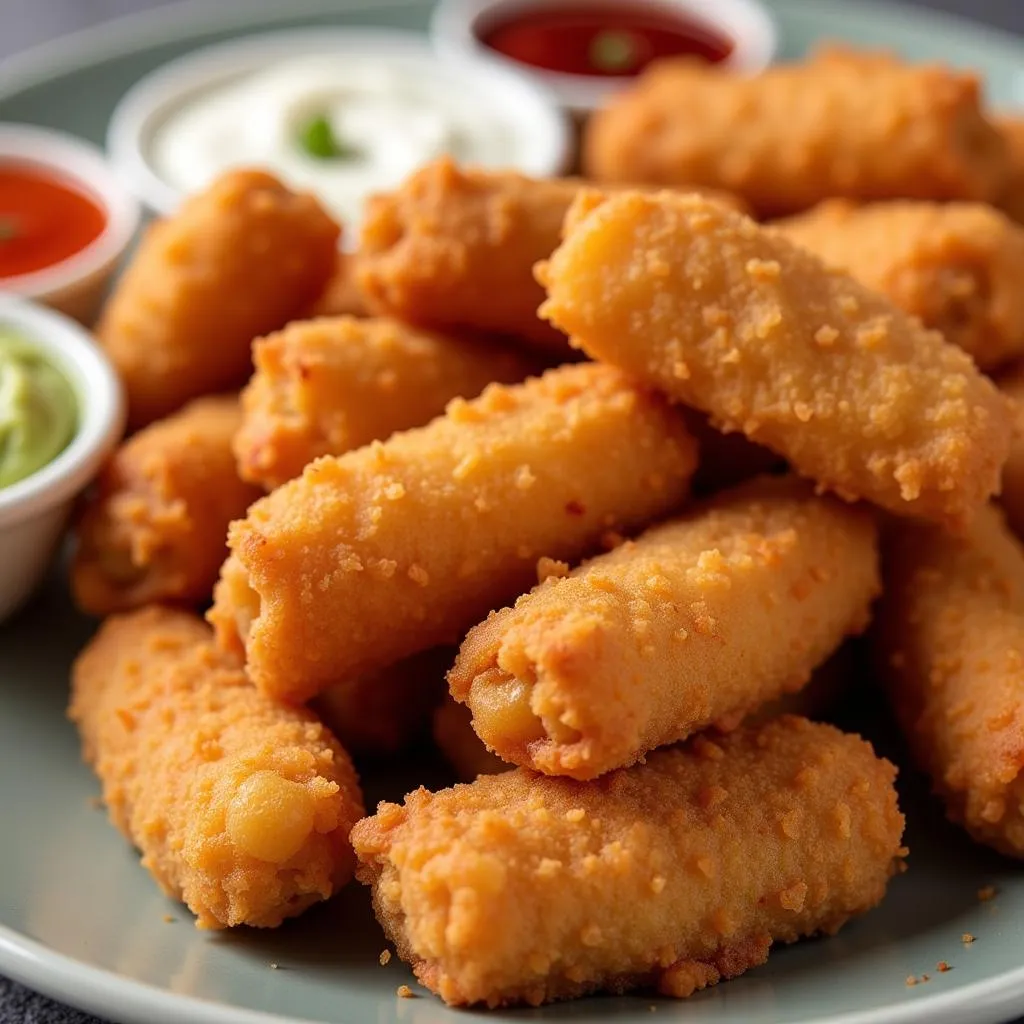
[0, 295, 125, 527]
[430, 0, 779, 111]
[106, 26, 574, 225]
[0, 123, 141, 299]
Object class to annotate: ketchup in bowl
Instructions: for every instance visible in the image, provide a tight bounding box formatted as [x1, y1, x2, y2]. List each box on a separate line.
[0, 163, 107, 280]
[478, 2, 733, 78]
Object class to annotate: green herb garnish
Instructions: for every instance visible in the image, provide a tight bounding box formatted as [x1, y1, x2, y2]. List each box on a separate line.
[589, 30, 639, 73]
[0, 218, 17, 242]
[298, 115, 360, 160]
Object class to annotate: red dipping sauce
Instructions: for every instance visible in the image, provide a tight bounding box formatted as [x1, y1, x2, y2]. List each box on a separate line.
[478, 2, 733, 78]
[0, 163, 107, 280]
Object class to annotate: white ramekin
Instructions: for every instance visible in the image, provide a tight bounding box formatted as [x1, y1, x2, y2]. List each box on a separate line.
[0, 296, 125, 621]
[431, 0, 779, 112]
[0, 124, 140, 325]
[106, 27, 573, 227]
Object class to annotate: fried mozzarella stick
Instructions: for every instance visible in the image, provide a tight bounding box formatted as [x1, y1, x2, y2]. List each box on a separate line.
[357, 158, 746, 357]
[97, 170, 339, 429]
[353, 716, 906, 1007]
[69, 607, 364, 929]
[209, 363, 697, 703]
[875, 505, 1024, 857]
[235, 316, 536, 490]
[539, 191, 1012, 528]
[71, 396, 261, 616]
[997, 364, 1024, 539]
[584, 48, 1009, 217]
[433, 698, 507, 780]
[451, 477, 878, 779]
[778, 201, 1024, 372]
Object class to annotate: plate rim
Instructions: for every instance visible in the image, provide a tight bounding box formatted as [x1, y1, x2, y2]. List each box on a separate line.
[2, 0, 1024, 1022]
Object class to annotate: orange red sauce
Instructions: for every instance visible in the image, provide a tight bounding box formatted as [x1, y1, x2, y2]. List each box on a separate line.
[478, 2, 733, 78]
[0, 162, 107, 279]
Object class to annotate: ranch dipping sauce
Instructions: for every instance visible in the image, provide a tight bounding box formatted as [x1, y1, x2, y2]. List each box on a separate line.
[151, 56, 534, 227]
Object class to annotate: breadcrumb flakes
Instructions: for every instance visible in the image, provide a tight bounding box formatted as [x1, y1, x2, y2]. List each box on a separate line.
[379, 949, 392, 966]
[397, 985, 414, 998]
[962, 933, 976, 944]
[937, 961, 951, 972]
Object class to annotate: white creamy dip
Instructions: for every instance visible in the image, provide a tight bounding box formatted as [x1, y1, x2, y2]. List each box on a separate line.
[150, 55, 533, 227]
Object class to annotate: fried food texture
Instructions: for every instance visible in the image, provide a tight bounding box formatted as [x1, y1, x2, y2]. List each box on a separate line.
[778, 200, 1024, 371]
[584, 47, 1009, 217]
[352, 717, 905, 1007]
[209, 363, 697, 703]
[96, 169, 339, 429]
[875, 504, 1024, 858]
[451, 476, 879, 778]
[68, 607, 364, 928]
[997, 363, 1024, 539]
[538, 190, 1012, 527]
[235, 316, 536, 490]
[71, 396, 260, 615]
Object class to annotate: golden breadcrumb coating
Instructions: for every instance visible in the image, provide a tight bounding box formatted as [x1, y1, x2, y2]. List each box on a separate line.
[995, 116, 1024, 223]
[875, 504, 1024, 857]
[584, 47, 1009, 217]
[778, 200, 1024, 372]
[235, 316, 536, 490]
[357, 158, 747, 357]
[68, 607, 364, 928]
[997, 364, 1024, 538]
[71, 396, 261, 616]
[451, 476, 879, 779]
[433, 698, 507, 780]
[305, 252, 369, 318]
[352, 716, 905, 1007]
[209, 363, 697, 703]
[97, 170, 339, 429]
[538, 190, 1013, 528]
[314, 649, 451, 757]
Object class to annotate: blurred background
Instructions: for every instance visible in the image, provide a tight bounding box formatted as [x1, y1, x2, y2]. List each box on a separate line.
[1, 0, 1023, 57]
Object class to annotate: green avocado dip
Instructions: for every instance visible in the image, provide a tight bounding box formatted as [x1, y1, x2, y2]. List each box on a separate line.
[0, 326, 78, 490]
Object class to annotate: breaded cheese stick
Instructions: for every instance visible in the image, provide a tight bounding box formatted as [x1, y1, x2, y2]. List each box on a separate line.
[538, 191, 1012, 528]
[209, 363, 697, 703]
[71, 396, 261, 616]
[305, 252, 369, 318]
[584, 47, 1009, 217]
[97, 170, 339, 429]
[433, 698, 507, 780]
[314, 649, 450, 757]
[875, 505, 1024, 857]
[997, 364, 1024, 538]
[357, 158, 747, 357]
[235, 316, 536, 490]
[777, 200, 1024, 372]
[352, 716, 906, 1007]
[451, 476, 879, 779]
[69, 607, 364, 929]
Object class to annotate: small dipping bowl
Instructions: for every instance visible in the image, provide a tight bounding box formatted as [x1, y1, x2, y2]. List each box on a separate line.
[0, 296, 125, 622]
[0, 123, 140, 325]
[107, 28, 572, 232]
[431, 0, 778, 113]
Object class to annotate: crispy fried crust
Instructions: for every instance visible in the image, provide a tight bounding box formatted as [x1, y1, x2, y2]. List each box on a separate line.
[235, 316, 536, 489]
[997, 364, 1024, 539]
[352, 716, 905, 1007]
[97, 170, 339, 429]
[71, 396, 260, 615]
[357, 159, 748, 357]
[584, 48, 1009, 217]
[874, 505, 1024, 857]
[778, 200, 1024, 371]
[538, 190, 1013, 528]
[450, 476, 879, 779]
[68, 607, 364, 928]
[208, 363, 698, 703]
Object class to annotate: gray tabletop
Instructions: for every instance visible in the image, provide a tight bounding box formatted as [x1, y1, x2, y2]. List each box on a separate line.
[2, 0, 1024, 1022]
